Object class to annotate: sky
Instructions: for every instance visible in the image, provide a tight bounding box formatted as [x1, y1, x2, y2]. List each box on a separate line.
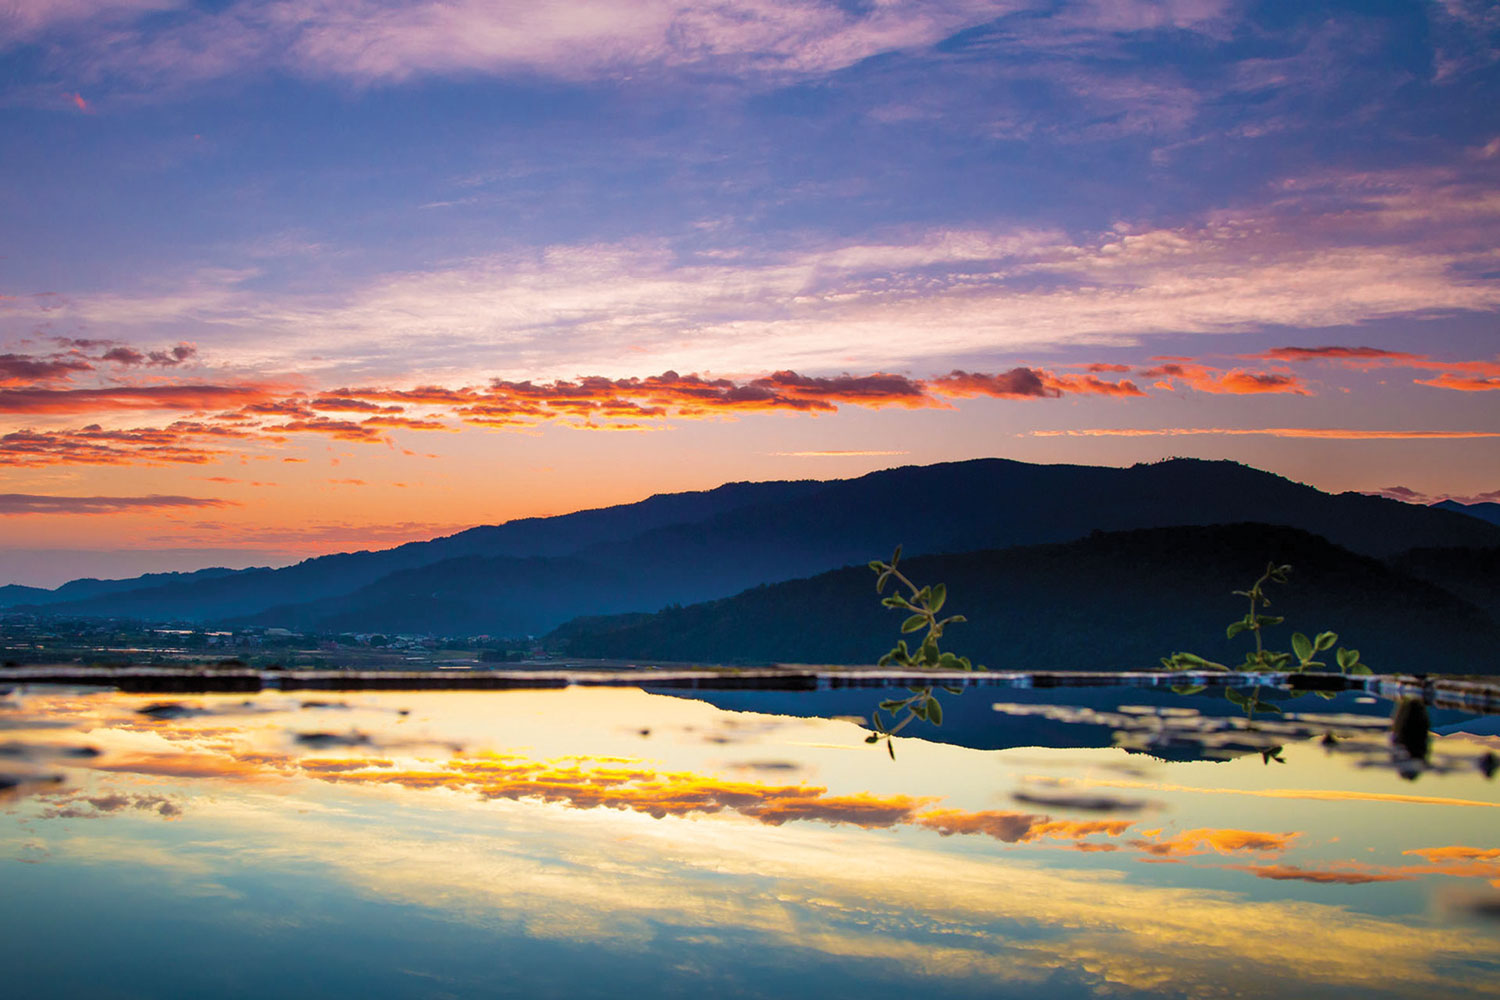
[1, 0, 1498, 586]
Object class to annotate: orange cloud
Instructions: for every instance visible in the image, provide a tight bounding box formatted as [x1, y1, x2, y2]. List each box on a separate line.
[1042, 373, 1147, 397]
[359, 415, 451, 431]
[1235, 864, 1412, 885]
[299, 758, 394, 772]
[914, 809, 1134, 844]
[929, 368, 1057, 399]
[1130, 828, 1298, 857]
[1255, 346, 1424, 363]
[1246, 345, 1500, 391]
[265, 416, 386, 442]
[92, 751, 296, 780]
[1, 426, 223, 468]
[1139, 363, 1307, 395]
[1414, 373, 1500, 391]
[309, 396, 404, 413]
[0, 384, 277, 414]
[1404, 847, 1500, 864]
[315, 755, 936, 829]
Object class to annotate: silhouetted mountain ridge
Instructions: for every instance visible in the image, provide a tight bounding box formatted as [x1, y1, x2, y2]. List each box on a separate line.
[10, 458, 1499, 632]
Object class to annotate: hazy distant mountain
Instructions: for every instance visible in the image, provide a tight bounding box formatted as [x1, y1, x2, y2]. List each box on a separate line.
[0, 584, 53, 608]
[16, 478, 825, 621]
[1433, 499, 1500, 527]
[15, 458, 1500, 633]
[551, 523, 1500, 674]
[0, 566, 247, 610]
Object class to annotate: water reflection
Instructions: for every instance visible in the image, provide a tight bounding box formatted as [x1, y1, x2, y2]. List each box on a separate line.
[1, 684, 1498, 999]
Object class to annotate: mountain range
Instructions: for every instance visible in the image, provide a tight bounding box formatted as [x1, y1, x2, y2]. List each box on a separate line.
[2, 458, 1497, 670]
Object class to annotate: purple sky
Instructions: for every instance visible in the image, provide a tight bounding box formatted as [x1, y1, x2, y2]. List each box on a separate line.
[2, 0, 1498, 585]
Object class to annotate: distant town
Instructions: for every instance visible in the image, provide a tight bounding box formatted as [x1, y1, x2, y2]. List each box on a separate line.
[0, 614, 545, 671]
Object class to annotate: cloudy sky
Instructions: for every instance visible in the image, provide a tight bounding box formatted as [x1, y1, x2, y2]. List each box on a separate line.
[2, 0, 1498, 584]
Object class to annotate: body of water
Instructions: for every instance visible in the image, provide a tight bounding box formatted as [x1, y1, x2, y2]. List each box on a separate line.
[2, 682, 1497, 999]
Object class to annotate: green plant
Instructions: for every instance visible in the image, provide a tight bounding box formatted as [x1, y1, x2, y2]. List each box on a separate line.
[864, 546, 983, 756]
[1161, 561, 1371, 718]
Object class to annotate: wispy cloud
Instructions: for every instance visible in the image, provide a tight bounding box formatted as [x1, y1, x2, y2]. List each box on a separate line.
[0, 493, 238, 515]
[30, 170, 1497, 383]
[13, 0, 1031, 89]
[0, 384, 277, 414]
[1244, 344, 1500, 392]
[768, 450, 910, 458]
[1032, 428, 1500, 440]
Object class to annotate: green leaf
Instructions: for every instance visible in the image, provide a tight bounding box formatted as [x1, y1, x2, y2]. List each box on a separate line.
[1225, 687, 1250, 705]
[891, 545, 902, 565]
[1314, 631, 1338, 652]
[864, 734, 880, 743]
[927, 698, 943, 725]
[1291, 632, 1312, 662]
[1255, 615, 1284, 628]
[1254, 700, 1284, 714]
[1171, 683, 1207, 696]
[1227, 619, 1252, 640]
[929, 583, 946, 613]
[901, 614, 926, 633]
[1348, 663, 1372, 675]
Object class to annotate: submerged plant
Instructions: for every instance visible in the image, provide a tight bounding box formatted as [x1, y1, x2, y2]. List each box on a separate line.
[864, 546, 983, 757]
[1161, 561, 1371, 719]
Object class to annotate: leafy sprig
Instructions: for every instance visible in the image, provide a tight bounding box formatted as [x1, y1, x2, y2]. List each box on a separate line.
[864, 546, 983, 756]
[1161, 561, 1371, 719]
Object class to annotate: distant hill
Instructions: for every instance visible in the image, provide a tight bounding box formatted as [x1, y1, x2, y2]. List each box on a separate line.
[550, 524, 1500, 674]
[0, 584, 53, 607]
[0, 566, 248, 609]
[14, 458, 1500, 634]
[1434, 499, 1500, 527]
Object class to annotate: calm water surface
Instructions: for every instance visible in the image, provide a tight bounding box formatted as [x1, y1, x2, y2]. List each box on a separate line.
[2, 683, 1497, 999]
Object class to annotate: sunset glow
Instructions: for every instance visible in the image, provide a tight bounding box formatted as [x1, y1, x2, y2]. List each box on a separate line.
[2, 1, 1498, 582]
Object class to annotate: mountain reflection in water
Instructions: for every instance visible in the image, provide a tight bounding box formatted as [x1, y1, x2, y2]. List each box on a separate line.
[2, 683, 1498, 1000]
